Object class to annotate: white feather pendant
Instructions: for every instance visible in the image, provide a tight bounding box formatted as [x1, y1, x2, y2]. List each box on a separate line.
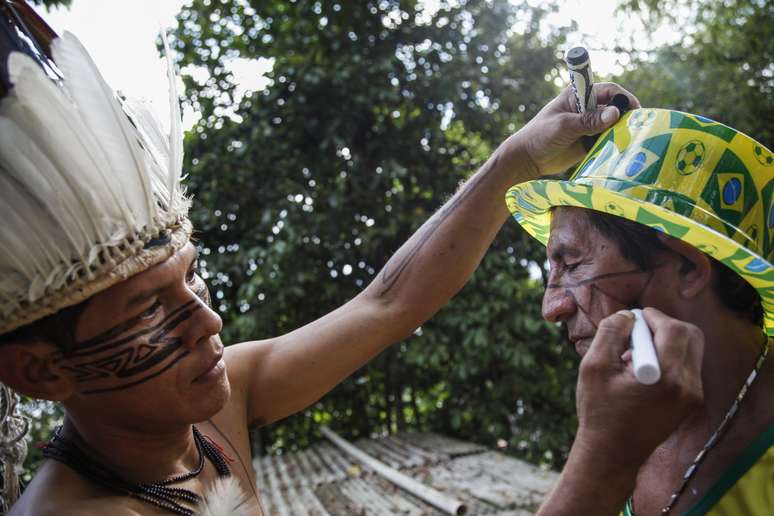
[197, 476, 259, 516]
[51, 32, 156, 229]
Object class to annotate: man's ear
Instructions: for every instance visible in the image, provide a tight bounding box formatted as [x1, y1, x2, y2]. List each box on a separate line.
[656, 233, 713, 299]
[0, 341, 75, 401]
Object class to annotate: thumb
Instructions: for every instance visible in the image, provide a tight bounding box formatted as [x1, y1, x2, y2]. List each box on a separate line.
[586, 309, 635, 364]
[570, 105, 620, 137]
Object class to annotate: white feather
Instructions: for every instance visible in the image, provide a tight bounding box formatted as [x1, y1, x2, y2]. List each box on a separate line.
[0, 28, 190, 331]
[51, 32, 155, 229]
[198, 476, 259, 516]
[162, 30, 183, 213]
[0, 118, 91, 258]
[122, 98, 173, 208]
[4, 52, 127, 241]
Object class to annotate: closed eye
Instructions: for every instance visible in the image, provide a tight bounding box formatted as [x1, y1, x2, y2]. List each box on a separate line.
[565, 262, 582, 272]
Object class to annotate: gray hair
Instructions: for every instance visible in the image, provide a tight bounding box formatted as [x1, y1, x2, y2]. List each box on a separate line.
[0, 384, 28, 514]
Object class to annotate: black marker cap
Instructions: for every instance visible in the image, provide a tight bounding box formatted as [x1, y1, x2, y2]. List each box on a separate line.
[610, 93, 630, 115]
[565, 47, 589, 66]
[580, 94, 632, 152]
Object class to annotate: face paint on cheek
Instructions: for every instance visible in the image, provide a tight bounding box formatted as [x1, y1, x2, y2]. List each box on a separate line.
[547, 268, 656, 329]
[53, 300, 201, 395]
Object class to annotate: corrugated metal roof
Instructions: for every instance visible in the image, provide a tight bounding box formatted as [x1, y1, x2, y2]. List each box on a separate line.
[254, 432, 558, 515]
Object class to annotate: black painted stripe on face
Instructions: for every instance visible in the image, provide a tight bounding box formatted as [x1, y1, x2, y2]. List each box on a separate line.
[548, 268, 656, 331]
[78, 351, 191, 395]
[65, 300, 200, 358]
[55, 300, 202, 395]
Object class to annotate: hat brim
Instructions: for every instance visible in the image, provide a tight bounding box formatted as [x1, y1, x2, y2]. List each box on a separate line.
[506, 178, 774, 335]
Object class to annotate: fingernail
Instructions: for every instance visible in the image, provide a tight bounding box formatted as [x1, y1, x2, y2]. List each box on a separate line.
[602, 106, 618, 124]
[616, 309, 635, 320]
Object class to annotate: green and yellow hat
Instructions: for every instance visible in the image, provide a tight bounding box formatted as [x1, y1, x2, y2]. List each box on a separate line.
[506, 108, 774, 335]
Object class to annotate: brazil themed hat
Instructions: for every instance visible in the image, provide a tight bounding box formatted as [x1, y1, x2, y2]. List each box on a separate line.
[505, 108, 774, 335]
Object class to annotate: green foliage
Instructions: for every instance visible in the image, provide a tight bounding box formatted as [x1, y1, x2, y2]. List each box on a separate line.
[18, 399, 63, 484]
[174, 0, 577, 467]
[614, 0, 774, 148]
[19, 0, 772, 485]
[28, 0, 72, 9]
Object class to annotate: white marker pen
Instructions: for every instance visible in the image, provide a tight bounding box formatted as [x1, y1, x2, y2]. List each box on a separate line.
[630, 309, 661, 385]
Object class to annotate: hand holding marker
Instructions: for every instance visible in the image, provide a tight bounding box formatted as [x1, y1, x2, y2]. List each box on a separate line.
[564, 47, 660, 384]
[564, 46, 631, 150]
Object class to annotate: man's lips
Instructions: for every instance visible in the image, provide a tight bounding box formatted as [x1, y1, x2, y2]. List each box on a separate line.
[194, 351, 224, 382]
[569, 335, 593, 355]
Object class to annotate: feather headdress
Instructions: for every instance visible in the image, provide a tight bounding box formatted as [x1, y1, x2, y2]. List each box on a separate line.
[0, 29, 191, 335]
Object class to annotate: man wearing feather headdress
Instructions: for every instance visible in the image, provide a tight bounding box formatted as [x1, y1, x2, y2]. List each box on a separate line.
[0, 2, 653, 515]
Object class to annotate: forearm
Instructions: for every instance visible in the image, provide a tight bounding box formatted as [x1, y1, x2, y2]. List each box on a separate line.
[244, 137, 537, 425]
[538, 431, 639, 516]
[362, 134, 536, 333]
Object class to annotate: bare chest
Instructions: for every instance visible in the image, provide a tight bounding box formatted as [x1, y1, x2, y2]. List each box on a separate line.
[631, 418, 770, 515]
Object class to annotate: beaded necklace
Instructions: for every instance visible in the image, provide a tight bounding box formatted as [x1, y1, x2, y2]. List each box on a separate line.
[630, 337, 770, 515]
[42, 425, 230, 516]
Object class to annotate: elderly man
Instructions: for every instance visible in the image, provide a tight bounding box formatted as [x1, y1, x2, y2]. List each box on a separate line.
[0, 2, 636, 514]
[507, 110, 774, 514]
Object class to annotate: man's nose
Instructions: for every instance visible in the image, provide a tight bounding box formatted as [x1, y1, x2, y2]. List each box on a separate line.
[542, 286, 576, 323]
[181, 289, 223, 348]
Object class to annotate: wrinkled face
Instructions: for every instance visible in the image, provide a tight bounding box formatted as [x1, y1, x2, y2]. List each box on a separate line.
[56, 242, 229, 430]
[542, 207, 660, 356]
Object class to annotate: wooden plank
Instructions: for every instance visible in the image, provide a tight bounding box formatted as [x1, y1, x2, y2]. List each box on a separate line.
[263, 454, 292, 516]
[275, 453, 313, 515]
[378, 435, 434, 467]
[315, 443, 350, 482]
[256, 434, 556, 515]
[397, 432, 486, 457]
[321, 426, 466, 515]
[387, 435, 444, 464]
[355, 439, 404, 469]
[297, 483, 332, 516]
[419, 451, 556, 511]
[368, 438, 424, 469]
[340, 477, 393, 514]
[307, 445, 340, 485]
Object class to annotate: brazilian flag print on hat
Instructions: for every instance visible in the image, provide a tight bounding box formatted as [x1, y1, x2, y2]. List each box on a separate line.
[506, 108, 774, 335]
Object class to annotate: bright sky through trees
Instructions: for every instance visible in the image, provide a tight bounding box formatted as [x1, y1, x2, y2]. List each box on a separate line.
[34, 0, 674, 129]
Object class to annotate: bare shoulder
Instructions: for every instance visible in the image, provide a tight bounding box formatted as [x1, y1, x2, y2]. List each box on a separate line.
[15, 501, 142, 516]
[223, 339, 276, 401]
[224, 338, 275, 365]
[9, 460, 141, 516]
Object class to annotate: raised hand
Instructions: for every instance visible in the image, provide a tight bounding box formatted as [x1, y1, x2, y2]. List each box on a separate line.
[510, 82, 641, 177]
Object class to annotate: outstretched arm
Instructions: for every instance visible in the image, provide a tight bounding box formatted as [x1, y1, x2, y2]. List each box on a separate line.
[227, 84, 640, 427]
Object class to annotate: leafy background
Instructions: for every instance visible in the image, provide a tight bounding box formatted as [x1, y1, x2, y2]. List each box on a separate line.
[17, 0, 774, 482]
